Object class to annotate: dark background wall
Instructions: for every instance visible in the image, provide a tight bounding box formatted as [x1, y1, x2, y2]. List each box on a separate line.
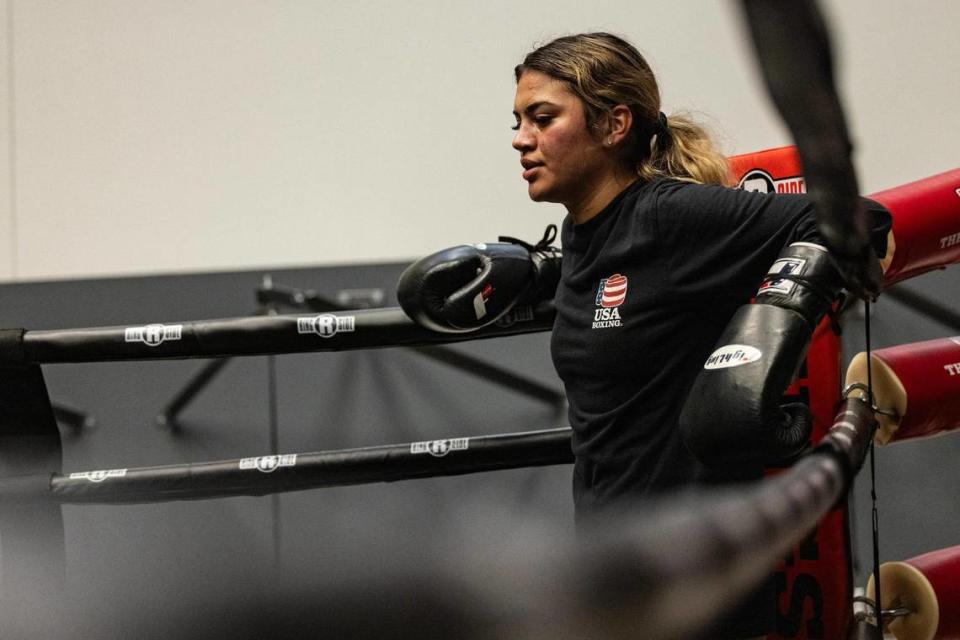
[0, 261, 958, 638]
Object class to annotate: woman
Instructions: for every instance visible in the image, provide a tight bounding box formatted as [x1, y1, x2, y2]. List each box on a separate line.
[512, 32, 850, 639]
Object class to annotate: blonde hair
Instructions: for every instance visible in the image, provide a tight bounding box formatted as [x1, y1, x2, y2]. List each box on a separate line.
[515, 33, 729, 186]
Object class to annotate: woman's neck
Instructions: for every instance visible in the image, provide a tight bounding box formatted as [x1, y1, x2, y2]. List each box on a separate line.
[567, 169, 639, 225]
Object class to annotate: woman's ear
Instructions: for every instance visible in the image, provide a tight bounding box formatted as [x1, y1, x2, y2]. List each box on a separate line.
[604, 105, 634, 146]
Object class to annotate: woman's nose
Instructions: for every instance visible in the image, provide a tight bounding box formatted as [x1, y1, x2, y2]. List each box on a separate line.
[512, 125, 534, 151]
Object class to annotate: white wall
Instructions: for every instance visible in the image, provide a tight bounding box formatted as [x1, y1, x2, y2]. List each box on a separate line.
[1, 0, 957, 282]
[1, 1, 13, 280]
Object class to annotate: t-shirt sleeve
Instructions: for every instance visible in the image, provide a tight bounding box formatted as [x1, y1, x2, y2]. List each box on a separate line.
[653, 181, 820, 308]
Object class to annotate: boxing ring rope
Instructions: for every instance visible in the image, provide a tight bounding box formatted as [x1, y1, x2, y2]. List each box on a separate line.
[554, 397, 876, 640]
[158, 279, 562, 428]
[254, 279, 563, 404]
[0, 428, 574, 505]
[0, 391, 876, 639]
[0, 302, 554, 364]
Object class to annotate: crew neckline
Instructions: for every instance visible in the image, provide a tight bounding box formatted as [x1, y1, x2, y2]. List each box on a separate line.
[566, 178, 646, 244]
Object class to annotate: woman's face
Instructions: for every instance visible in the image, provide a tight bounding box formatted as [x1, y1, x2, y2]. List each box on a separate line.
[512, 70, 611, 209]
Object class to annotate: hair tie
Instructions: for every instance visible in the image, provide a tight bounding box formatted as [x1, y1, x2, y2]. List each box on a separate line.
[656, 111, 670, 135]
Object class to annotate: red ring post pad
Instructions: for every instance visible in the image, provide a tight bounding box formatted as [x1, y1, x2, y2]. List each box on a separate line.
[867, 545, 960, 640]
[1, 303, 554, 364]
[873, 168, 960, 285]
[873, 337, 960, 443]
[903, 545, 960, 638]
[729, 146, 850, 640]
[0, 428, 574, 505]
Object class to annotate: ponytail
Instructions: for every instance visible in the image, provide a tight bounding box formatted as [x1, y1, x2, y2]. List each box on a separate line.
[639, 113, 730, 186]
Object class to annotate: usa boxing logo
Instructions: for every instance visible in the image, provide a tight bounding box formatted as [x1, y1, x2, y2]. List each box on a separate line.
[593, 274, 627, 329]
[758, 258, 807, 297]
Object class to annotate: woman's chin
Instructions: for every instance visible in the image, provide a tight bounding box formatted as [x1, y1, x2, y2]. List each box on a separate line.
[527, 182, 555, 203]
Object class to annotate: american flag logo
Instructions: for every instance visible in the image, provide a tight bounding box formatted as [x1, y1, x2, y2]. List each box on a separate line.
[596, 274, 628, 308]
[758, 258, 805, 296]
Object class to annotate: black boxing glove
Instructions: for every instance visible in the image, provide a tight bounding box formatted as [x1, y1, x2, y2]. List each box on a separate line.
[397, 225, 561, 333]
[679, 242, 844, 468]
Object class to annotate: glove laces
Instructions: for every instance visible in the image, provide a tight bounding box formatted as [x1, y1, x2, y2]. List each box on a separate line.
[499, 224, 558, 252]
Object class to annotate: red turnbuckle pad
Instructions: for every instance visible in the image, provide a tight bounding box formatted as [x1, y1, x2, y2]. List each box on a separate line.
[875, 337, 960, 443]
[848, 337, 960, 444]
[871, 169, 960, 285]
[866, 544, 960, 640]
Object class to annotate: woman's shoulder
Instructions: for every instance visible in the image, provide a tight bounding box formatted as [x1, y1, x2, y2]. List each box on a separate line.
[650, 176, 812, 216]
[643, 178, 737, 223]
[649, 177, 738, 200]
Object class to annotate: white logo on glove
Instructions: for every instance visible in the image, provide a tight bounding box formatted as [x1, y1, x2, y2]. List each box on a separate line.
[473, 292, 487, 319]
[704, 344, 763, 369]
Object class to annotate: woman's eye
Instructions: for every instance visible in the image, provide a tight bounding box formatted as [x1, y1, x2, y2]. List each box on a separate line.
[511, 115, 552, 131]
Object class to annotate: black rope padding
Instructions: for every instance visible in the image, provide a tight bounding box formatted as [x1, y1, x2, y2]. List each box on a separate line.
[0, 328, 26, 364]
[739, 0, 873, 273]
[12, 303, 556, 364]
[0, 401, 876, 640]
[814, 397, 876, 496]
[0, 428, 574, 505]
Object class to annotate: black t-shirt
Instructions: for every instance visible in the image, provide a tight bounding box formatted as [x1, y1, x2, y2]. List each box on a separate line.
[551, 177, 821, 514]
